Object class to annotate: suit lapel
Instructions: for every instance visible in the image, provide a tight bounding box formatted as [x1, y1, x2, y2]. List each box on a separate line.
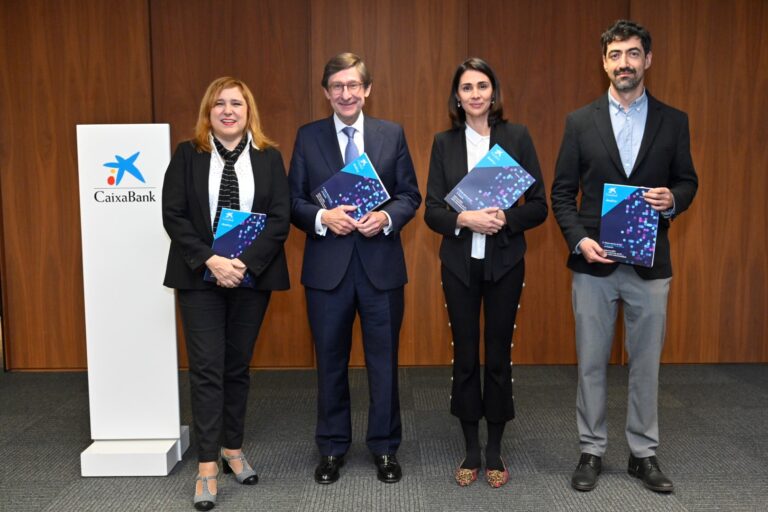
[448, 129, 469, 183]
[363, 116, 384, 169]
[592, 96, 625, 178]
[317, 117, 344, 176]
[631, 94, 662, 175]
[191, 148, 214, 238]
[489, 125, 500, 153]
[489, 124, 518, 162]
[249, 146, 262, 194]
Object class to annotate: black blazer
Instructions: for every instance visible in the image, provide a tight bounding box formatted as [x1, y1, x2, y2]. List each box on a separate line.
[424, 122, 548, 286]
[162, 140, 290, 290]
[551, 93, 698, 279]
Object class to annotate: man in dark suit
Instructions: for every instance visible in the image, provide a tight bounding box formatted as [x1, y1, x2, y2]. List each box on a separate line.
[288, 52, 421, 485]
[551, 20, 698, 494]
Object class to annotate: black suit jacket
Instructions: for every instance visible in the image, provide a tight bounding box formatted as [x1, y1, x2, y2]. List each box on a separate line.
[288, 115, 421, 291]
[424, 122, 548, 286]
[162, 140, 290, 290]
[551, 93, 698, 279]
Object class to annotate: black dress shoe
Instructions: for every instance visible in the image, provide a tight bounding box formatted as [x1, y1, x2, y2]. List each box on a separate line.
[314, 455, 344, 484]
[374, 454, 402, 483]
[571, 453, 602, 491]
[628, 455, 674, 492]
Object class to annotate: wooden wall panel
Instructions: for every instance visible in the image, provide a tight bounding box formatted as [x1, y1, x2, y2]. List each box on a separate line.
[470, 0, 629, 363]
[0, 0, 153, 369]
[309, 0, 467, 366]
[150, 0, 314, 367]
[632, 0, 768, 362]
[2, 0, 766, 369]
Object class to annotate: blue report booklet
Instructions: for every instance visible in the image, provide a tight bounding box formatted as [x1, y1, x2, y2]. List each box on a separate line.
[444, 144, 535, 211]
[311, 153, 390, 221]
[203, 208, 266, 288]
[598, 184, 659, 268]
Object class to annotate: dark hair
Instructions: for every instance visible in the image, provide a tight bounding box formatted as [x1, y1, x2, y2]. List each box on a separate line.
[321, 52, 372, 89]
[601, 19, 652, 56]
[448, 57, 505, 129]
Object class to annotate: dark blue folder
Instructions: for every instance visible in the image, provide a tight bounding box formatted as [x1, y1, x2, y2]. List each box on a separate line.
[203, 208, 266, 287]
[444, 144, 535, 211]
[311, 153, 390, 221]
[599, 184, 659, 267]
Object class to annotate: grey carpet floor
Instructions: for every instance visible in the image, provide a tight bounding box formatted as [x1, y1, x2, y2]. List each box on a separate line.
[1, 364, 766, 511]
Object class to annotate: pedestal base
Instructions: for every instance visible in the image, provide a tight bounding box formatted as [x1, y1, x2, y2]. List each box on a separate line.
[81, 425, 189, 476]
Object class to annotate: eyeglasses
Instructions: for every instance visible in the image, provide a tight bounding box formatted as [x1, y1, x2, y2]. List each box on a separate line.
[328, 81, 365, 94]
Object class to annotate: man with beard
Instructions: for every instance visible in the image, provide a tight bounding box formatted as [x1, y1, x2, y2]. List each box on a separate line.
[551, 20, 698, 493]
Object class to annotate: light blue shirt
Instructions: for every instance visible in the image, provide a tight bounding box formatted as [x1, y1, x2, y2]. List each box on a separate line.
[607, 89, 648, 176]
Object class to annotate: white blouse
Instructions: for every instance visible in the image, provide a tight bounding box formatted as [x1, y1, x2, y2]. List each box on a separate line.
[465, 125, 490, 259]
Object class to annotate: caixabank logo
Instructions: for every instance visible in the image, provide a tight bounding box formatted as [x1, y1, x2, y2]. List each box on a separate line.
[94, 151, 157, 203]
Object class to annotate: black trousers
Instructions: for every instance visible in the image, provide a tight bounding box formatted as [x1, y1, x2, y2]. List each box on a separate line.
[178, 287, 271, 462]
[442, 258, 524, 423]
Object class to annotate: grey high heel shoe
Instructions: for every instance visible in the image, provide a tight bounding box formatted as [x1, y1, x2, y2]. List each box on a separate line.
[221, 448, 259, 485]
[193, 473, 217, 511]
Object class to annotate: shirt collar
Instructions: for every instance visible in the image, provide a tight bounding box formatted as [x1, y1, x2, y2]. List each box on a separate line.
[465, 123, 490, 145]
[209, 131, 254, 162]
[333, 112, 365, 135]
[607, 88, 648, 114]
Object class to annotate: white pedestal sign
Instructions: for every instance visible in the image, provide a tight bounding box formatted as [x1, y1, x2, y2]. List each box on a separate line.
[76, 124, 188, 476]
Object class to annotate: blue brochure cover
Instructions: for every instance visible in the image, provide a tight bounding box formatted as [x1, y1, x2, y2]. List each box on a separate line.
[311, 153, 391, 221]
[444, 144, 535, 211]
[598, 184, 659, 268]
[203, 208, 266, 287]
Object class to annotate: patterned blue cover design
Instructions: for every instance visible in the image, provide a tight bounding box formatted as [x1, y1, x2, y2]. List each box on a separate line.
[311, 153, 391, 221]
[599, 183, 659, 267]
[444, 144, 535, 211]
[203, 208, 266, 288]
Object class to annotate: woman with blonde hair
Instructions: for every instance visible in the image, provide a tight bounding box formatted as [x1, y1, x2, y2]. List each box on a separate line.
[162, 77, 290, 510]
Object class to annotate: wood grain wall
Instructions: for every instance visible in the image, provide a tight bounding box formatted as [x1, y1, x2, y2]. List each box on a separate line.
[0, 0, 153, 369]
[1, 0, 765, 369]
[633, 0, 768, 362]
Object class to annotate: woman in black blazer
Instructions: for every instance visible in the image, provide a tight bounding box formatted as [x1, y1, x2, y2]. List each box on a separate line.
[162, 77, 290, 511]
[424, 58, 547, 488]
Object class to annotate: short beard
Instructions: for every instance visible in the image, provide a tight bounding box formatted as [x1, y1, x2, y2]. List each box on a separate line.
[613, 76, 641, 92]
[612, 68, 642, 92]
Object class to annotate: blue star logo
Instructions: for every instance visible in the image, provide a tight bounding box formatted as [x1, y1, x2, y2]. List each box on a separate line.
[103, 151, 145, 186]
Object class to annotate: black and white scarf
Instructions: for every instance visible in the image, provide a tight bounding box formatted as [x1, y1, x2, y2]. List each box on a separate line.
[212, 135, 248, 231]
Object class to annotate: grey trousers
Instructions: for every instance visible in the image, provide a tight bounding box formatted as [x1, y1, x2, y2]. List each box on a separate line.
[572, 265, 671, 458]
